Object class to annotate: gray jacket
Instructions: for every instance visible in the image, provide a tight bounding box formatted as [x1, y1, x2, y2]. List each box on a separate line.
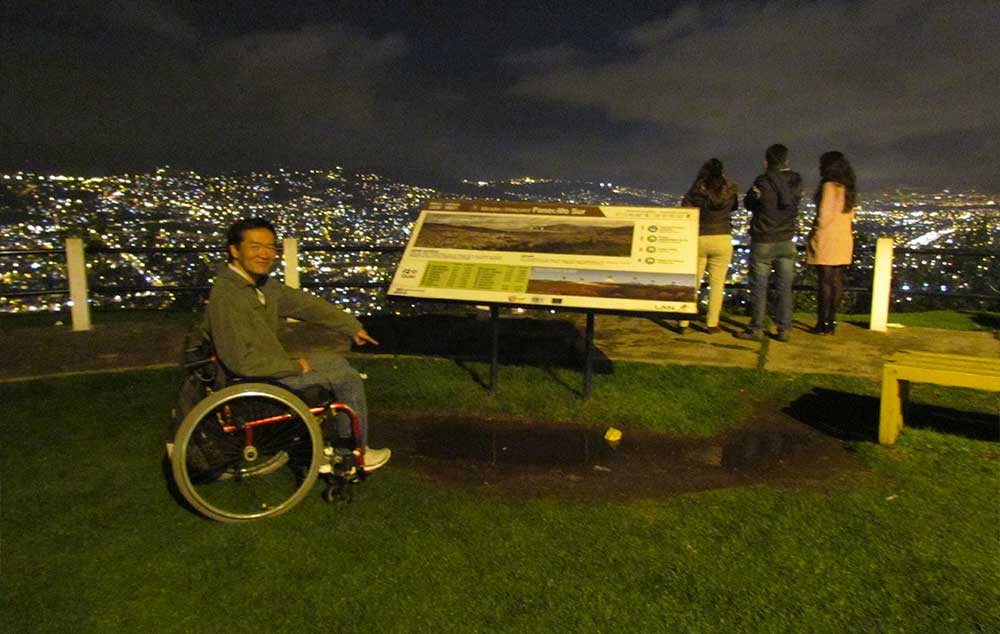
[204, 264, 362, 378]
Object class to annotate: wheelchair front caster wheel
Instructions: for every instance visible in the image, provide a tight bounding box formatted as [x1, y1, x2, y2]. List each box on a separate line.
[322, 477, 352, 504]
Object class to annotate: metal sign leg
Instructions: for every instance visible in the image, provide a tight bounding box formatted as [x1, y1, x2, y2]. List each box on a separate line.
[490, 305, 499, 395]
[583, 312, 595, 400]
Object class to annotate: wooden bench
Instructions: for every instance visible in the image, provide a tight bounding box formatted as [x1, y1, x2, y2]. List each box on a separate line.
[879, 350, 1000, 445]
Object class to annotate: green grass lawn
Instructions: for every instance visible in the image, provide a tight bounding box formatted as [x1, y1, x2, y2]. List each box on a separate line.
[2, 361, 998, 633]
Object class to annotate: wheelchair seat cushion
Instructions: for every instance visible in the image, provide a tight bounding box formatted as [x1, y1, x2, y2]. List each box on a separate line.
[288, 384, 335, 408]
[226, 377, 334, 408]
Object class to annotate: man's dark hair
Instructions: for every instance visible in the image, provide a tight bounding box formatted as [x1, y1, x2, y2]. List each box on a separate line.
[765, 144, 789, 168]
[226, 218, 277, 261]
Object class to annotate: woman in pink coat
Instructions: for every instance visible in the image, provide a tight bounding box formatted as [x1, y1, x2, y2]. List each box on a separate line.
[806, 151, 857, 334]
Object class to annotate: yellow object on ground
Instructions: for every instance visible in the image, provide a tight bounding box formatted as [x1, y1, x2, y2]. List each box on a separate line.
[879, 350, 1000, 445]
[604, 427, 622, 448]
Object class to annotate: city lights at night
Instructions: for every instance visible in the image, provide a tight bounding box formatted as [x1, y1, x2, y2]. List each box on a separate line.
[1, 168, 996, 314]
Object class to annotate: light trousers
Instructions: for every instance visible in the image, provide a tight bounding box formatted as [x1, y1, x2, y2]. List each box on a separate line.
[680, 234, 734, 328]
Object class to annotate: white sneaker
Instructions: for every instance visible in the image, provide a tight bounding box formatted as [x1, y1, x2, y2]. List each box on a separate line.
[364, 447, 391, 472]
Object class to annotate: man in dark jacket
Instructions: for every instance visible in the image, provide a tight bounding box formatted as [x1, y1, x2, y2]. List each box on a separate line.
[205, 218, 391, 471]
[736, 144, 803, 342]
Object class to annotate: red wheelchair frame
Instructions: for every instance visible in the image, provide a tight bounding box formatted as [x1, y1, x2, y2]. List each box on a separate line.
[219, 401, 367, 469]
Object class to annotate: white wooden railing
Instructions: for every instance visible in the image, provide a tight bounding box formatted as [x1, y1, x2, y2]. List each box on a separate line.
[59, 237, 901, 333]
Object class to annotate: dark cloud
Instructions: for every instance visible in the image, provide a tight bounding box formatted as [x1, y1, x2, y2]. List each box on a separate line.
[205, 23, 407, 131]
[508, 0, 1000, 190]
[97, 0, 199, 42]
[1, 2, 408, 173]
[503, 45, 580, 71]
[1, 0, 997, 191]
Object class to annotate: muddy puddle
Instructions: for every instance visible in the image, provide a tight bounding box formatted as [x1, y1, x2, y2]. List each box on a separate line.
[371, 412, 864, 499]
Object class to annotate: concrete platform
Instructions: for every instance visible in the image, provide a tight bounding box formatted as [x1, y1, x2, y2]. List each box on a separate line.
[582, 314, 999, 380]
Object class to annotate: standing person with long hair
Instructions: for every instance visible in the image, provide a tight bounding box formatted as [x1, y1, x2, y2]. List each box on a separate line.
[679, 158, 739, 334]
[806, 151, 857, 334]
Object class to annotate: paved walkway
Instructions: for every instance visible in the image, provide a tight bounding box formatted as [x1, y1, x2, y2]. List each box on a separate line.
[1, 313, 997, 383]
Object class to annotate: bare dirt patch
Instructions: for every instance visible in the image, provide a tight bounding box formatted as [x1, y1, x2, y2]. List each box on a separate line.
[372, 408, 866, 500]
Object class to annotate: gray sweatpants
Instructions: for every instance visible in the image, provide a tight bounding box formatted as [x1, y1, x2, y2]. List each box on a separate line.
[278, 353, 368, 448]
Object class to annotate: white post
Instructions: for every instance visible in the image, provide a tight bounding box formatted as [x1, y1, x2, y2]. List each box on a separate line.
[283, 237, 300, 289]
[282, 237, 301, 323]
[65, 237, 92, 331]
[870, 237, 894, 332]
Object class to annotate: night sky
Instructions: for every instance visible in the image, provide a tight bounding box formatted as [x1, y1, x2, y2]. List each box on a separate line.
[3, 0, 998, 192]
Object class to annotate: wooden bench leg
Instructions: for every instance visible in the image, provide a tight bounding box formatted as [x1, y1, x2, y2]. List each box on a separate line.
[879, 366, 906, 445]
[898, 379, 910, 424]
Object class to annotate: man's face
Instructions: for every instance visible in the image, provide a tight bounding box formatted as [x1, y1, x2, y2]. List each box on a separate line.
[230, 227, 277, 277]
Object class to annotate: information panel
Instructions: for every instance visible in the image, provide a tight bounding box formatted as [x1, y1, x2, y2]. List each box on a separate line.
[388, 199, 700, 313]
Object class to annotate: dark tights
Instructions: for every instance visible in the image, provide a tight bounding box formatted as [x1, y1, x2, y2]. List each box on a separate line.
[815, 265, 846, 324]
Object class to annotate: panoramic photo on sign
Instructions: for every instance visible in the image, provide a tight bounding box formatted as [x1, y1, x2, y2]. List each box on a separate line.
[389, 200, 699, 313]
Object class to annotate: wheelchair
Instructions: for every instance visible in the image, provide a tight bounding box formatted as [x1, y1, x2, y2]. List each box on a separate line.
[169, 336, 367, 523]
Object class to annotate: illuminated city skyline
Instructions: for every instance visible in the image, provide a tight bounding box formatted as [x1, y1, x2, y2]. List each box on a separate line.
[1, 166, 996, 315]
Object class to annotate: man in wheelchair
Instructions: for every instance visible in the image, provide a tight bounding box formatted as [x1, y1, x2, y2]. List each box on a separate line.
[204, 217, 390, 473]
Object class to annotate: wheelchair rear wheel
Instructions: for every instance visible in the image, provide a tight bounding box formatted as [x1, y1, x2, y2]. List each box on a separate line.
[171, 383, 324, 522]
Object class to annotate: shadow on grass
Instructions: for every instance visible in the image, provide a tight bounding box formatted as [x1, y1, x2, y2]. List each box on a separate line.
[161, 454, 210, 521]
[784, 388, 880, 442]
[451, 360, 593, 397]
[970, 311, 1000, 331]
[356, 314, 613, 373]
[784, 388, 999, 444]
[904, 403, 999, 442]
[453, 359, 490, 391]
[543, 366, 584, 398]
